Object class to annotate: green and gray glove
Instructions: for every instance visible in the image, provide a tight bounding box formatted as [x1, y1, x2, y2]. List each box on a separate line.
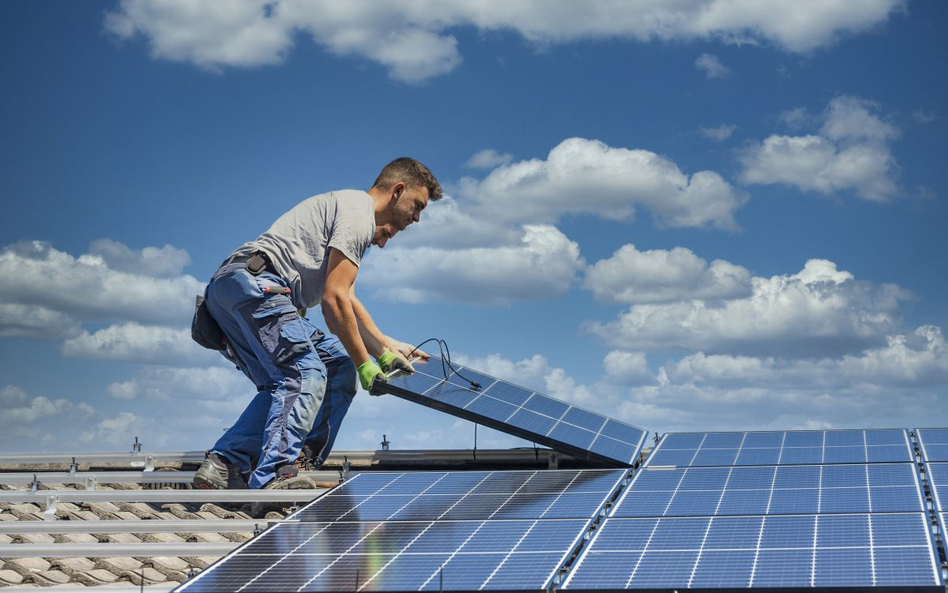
[357, 360, 387, 394]
[377, 348, 414, 375]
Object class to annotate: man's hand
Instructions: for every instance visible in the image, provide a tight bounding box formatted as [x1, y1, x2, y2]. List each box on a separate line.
[378, 348, 414, 374]
[388, 338, 430, 362]
[357, 360, 387, 394]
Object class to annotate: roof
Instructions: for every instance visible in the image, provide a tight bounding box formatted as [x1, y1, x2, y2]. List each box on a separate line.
[0, 446, 591, 591]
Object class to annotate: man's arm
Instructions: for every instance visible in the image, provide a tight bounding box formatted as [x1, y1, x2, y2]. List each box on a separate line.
[321, 248, 371, 369]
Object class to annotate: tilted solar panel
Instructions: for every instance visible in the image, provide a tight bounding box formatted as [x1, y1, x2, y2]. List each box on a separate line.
[647, 429, 913, 467]
[925, 462, 948, 512]
[564, 513, 942, 590]
[176, 469, 626, 592]
[376, 357, 648, 466]
[915, 427, 948, 462]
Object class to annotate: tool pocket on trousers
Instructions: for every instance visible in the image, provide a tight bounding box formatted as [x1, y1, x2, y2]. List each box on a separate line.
[254, 308, 324, 370]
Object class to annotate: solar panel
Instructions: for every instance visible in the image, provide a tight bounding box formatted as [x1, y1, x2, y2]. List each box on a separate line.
[610, 463, 925, 518]
[647, 429, 913, 467]
[176, 469, 626, 592]
[375, 357, 648, 466]
[563, 428, 942, 591]
[563, 513, 942, 590]
[916, 428, 948, 461]
[925, 462, 948, 512]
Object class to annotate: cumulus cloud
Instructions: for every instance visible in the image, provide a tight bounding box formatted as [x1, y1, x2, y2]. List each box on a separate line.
[0, 240, 203, 335]
[0, 385, 95, 450]
[104, 0, 905, 81]
[583, 244, 752, 304]
[79, 412, 140, 446]
[740, 96, 901, 202]
[665, 325, 948, 390]
[695, 53, 731, 78]
[389, 196, 520, 250]
[586, 259, 910, 358]
[88, 238, 191, 278]
[457, 138, 748, 231]
[697, 124, 737, 141]
[464, 149, 514, 169]
[106, 365, 246, 406]
[602, 351, 654, 386]
[61, 322, 219, 366]
[0, 303, 82, 339]
[362, 225, 584, 305]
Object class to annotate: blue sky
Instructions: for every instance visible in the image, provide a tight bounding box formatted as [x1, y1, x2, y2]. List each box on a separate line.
[1, 0, 946, 453]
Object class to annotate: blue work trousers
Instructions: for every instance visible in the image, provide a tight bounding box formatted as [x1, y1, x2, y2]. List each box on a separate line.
[205, 263, 356, 488]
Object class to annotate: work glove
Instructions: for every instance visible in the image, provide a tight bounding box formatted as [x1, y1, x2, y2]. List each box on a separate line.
[357, 360, 387, 394]
[377, 348, 414, 374]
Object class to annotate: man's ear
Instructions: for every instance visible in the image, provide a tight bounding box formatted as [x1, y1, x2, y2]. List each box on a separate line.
[391, 182, 406, 201]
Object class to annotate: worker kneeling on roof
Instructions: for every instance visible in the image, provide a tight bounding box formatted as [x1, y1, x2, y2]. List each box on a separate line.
[190, 158, 441, 509]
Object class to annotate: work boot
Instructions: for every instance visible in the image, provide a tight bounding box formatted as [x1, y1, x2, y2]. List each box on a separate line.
[192, 453, 248, 490]
[250, 465, 317, 518]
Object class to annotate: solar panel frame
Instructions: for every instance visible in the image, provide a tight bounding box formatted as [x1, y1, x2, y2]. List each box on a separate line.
[646, 428, 914, 468]
[915, 427, 948, 462]
[176, 469, 628, 592]
[375, 357, 648, 467]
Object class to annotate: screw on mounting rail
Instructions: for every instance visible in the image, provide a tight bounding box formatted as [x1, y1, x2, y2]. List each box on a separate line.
[132, 436, 142, 453]
[381, 434, 390, 451]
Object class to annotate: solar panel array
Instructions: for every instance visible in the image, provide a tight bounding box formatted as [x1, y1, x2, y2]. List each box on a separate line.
[177, 469, 626, 592]
[647, 429, 913, 467]
[563, 429, 943, 590]
[916, 428, 948, 462]
[376, 357, 648, 466]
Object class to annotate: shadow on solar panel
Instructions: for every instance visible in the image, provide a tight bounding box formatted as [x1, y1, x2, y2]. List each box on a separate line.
[375, 356, 647, 467]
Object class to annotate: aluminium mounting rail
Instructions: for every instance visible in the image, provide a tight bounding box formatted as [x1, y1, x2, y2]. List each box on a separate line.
[0, 519, 293, 535]
[0, 541, 238, 558]
[0, 488, 327, 506]
[0, 469, 341, 486]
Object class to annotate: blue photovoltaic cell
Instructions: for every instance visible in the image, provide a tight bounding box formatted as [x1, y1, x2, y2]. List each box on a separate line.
[376, 357, 648, 466]
[610, 463, 924, 518]
[647, 429, 913, 467]
[177, 469, 625, 592]
[563, 513, 941, 590]
[916, 427, 948, 462]
[925, 462, 948, 511]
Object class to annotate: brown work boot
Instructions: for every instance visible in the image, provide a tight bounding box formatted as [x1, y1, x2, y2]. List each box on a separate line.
[250, 466, 316, 518]
[192, 453, 248, 490]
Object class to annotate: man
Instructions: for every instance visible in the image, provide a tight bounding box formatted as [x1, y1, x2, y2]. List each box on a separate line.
[192, 158, 441, 506]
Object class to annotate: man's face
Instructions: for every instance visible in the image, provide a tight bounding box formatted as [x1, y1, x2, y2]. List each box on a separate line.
[391, 184, 430, 232]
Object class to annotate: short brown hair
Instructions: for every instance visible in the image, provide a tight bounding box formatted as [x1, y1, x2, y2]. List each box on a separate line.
[373, 157, 442, 201]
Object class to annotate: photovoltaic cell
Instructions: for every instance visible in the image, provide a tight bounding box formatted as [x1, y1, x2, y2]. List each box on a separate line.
[376, 357, 647, 466]
[916, 427, 948, 462]
[925, 462, 948, 512]
[177, 469, 625, 592]
[647, 429, 913, 467]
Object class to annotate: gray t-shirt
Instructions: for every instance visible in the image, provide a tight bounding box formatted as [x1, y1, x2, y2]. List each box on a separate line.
[233, 189, 375, 309]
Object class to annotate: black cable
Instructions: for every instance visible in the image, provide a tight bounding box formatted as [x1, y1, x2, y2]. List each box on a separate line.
[406, 338, 481, 390]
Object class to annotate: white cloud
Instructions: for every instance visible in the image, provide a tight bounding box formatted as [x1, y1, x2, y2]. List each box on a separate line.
[697, 124, 737, 141]
[740, 96, 901, 202]
[104, 0, 905, 81]
[458, 137, 748, 231]
[912, 110, 937, 124]
[0, 303, 82, 339]
[88, 238, 191, 278]
[778, 107, 816, 130]
[105, 365, 246, 406]
[387, 196, 520, 250]
[695, 53, 731, 78]
[586, 259, 910, 358]
[583, 244, 752, 304]
[0, 241, 203, 333]
[665, 325, 948, 390]
[464, 149, 514, 169]
[363, 225, 584, 305]
[79, 412, 140, 446]
[61, 322, 219, 366]
[603, 351, 654, 386]
[0, 385, 94, 427]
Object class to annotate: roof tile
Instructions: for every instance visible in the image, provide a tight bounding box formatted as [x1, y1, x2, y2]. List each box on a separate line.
[73, 568, 120, 586]
[2, 557, 52, 576]
[147, 556, 191, 575]
[14, 532, 56, 545]
[0, 569, 25, 585]
[49, 556, 96, 576]
[32, 569, 71, 586]
[124, 566, 168, 585]
[54, 532, 100, 544]
[95, 557, 143, 573]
